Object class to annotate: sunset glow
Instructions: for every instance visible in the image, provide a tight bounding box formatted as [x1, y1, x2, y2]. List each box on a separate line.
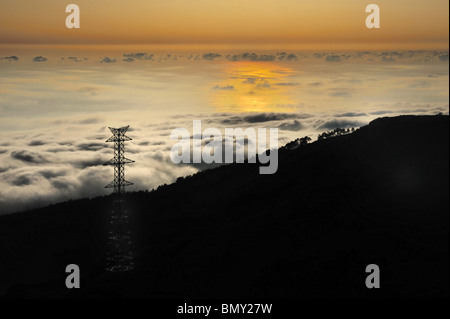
[211, 62, 297, 113]
[0, 0, 448, 49]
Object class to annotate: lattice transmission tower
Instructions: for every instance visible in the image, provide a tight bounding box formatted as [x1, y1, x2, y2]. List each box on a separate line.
[103, 125, 135, 272]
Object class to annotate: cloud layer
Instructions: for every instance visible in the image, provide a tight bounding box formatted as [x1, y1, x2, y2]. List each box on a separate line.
[0, 49, 448, 214]
[1, 50, 448, 65]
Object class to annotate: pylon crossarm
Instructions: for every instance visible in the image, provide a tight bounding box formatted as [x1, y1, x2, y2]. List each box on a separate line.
[106, 135, 132, 143]
[105, 180, 134, 188]
[108, 125, 130, 133]
[103, 157, 135, 166]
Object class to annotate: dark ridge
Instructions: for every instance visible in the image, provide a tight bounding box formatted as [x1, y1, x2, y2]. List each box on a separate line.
[0, 115, 448, 298]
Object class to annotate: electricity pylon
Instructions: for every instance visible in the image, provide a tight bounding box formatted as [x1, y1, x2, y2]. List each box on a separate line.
[104, 125, 135, 272]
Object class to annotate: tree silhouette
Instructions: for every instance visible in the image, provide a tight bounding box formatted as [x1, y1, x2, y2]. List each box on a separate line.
[284, 136, 312, 150]
[299, 136, 311, 146]
[318, 127, 356, 140]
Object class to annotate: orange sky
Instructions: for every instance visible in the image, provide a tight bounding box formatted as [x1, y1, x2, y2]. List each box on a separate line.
[0, 0, 448, 49]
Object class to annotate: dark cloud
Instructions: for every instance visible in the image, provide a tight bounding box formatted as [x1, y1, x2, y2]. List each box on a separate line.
[39, 169, 67, 179]
[325, 55, 341, 62]
[220, 113, 300, 125]
[329, 91, 351, 97]
[316, 119, 365, 130]
[28, 140, 46, 146]
[369, 50, 448, 62]
[381, 56, 396, 62]
[202, 53, 222, 60]
[76, 142, 105, 151]
[370, 110, 394, 115]
[71, 157, 105, 169]
[50, 180, 71, 190]
[59, 141, 74, 146]
[219, 116, 245, 125]
[341, 54, 352, 60]
[285, 54, 298, 61]
[124, 53, 145, 59]
[395, 51, 417, 59]
[320, 50, 426, 62]
[138, 141, 165, 146]
[379, 51, 401, 57]
[213, 84, 234, 90]
[33, 56, 48, 62]
[278, 120, 303, 131]
[243, 78, 257, 84]
[11, 174, 33, 186]
[46, 147, 75, 153]
[0, 166, 10, 173]
[61, 56, 83, 63]
[123, 53, 144, 59]
[156, 54, 179, 62]
[149, 151, 166, 162]
[123, 53, 154, 60]
[377, 51, 406, 62]
[227, 53, 276, 62]
[10, 150, 48, 164]
[244, 113, 299, 123]
[353, 51, 372, 59]
[100, 57, 116, 63]
[277, 53, 298, 61]
[256, 82, 271, 89]
[74, 118, 101, 125]
[1, 56, 19, 61]
[335, 112, 367, 117]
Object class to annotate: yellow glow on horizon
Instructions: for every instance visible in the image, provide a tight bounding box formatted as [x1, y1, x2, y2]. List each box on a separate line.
[211, 62, 297, 113]
[0, 0, 448, 49]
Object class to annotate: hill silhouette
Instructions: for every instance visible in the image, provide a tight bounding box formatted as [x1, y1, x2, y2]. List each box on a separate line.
[0, 115, 448, 298]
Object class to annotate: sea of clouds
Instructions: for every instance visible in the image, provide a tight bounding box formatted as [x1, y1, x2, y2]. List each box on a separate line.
[0, 50, 448, 214]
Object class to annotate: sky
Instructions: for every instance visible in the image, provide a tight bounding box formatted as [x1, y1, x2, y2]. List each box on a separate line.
[0, 1, 449, 214]
[0, 0, 448, 49]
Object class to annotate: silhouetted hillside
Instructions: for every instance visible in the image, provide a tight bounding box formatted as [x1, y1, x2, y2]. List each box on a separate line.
[0, 115, 448, 298]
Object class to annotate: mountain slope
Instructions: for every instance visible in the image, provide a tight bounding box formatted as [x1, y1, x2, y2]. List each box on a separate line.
[1, 115, 448, 298]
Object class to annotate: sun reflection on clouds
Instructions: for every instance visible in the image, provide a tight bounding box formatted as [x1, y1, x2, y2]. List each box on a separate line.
[211, 62, 298, 113]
